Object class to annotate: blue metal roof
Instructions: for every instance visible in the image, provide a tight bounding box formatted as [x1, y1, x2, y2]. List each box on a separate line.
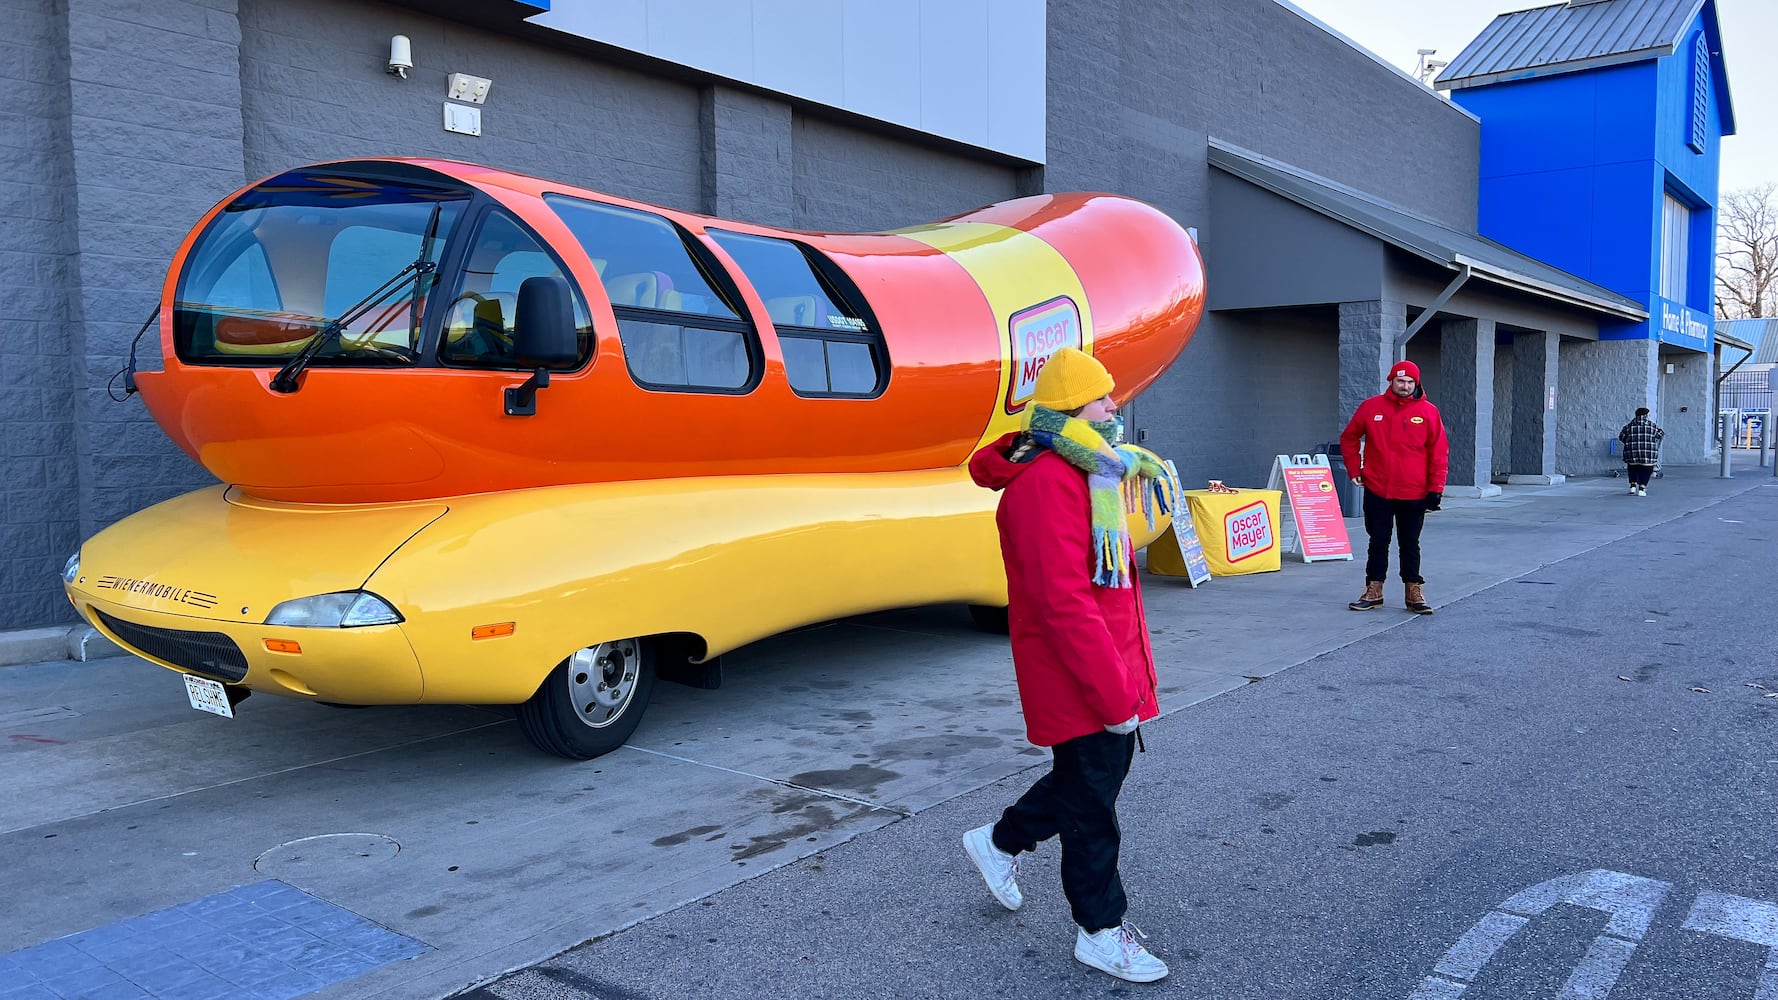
[1437, 0, 1735, 133]
[1721, 318, 1778, 365]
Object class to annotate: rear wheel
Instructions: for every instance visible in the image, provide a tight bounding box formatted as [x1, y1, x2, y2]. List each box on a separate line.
[516, 637, 656, 759]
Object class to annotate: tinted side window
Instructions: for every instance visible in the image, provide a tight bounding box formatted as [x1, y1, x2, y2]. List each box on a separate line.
[545, 195, 758, 393]
[439, 209, 594, 369]
[707, 229, 885, 397]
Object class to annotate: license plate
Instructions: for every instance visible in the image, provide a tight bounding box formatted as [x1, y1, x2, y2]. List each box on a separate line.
[183, 673, 234, 719]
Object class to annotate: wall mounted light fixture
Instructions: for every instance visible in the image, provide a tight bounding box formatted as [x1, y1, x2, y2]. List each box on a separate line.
[388, 35, 413, 78]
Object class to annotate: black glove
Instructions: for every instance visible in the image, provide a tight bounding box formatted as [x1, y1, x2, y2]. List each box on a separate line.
[1424, 491, 1442, 511]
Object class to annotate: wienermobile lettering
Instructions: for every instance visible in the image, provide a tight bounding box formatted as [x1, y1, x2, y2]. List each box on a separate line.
[61, 158, 1206, 759]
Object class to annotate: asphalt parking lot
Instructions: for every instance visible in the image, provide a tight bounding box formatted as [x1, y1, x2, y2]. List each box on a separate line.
[1, 460, 1770, 1000]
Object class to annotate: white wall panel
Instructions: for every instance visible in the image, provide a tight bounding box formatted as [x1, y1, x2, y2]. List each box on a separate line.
[528, 0, 1045, 162]
[754, 0, 844, 107]
[646, 0, 752, 80]
[840, 1, 922, 130]
[919, 0, 991, 145]
[987, 0, 1046, 158]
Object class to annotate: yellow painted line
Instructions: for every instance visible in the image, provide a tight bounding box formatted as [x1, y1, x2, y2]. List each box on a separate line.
[894, 222, 1094, 452]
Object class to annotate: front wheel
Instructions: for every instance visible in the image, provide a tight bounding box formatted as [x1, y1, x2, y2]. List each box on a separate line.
[967, 604, 1010, 635]
[516, 637, 656, 759]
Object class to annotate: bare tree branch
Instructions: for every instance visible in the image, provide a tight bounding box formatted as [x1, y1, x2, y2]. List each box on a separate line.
[1717, 183, 1778, 318]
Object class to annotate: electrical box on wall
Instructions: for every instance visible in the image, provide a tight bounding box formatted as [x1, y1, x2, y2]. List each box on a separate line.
[447, 73, 492, 105]
[1665, 363, 1677, 374]
[443, 103, 482, 137]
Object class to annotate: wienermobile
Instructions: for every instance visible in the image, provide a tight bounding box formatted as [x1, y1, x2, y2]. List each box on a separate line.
[59, 158, 1206, 759]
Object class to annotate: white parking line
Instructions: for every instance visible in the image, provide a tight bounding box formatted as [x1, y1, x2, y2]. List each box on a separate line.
[1409, 870, 1671, 1000]
[1681, 890, 1778, 1000]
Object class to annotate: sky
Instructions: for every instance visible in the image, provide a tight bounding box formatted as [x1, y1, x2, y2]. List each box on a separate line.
[1286, 0, 1775, 194]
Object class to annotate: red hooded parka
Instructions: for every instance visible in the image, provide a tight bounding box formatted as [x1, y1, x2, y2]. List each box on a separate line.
[1339, 360, 1449, 500]
[968, 433, 1161, 747]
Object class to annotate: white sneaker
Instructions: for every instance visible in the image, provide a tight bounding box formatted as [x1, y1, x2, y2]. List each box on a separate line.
[1628, 487, 1640, 495]
[962, 824, 1022, 910]
[1637, 486, 1648, 496]
[1075, 922, 1169, 982]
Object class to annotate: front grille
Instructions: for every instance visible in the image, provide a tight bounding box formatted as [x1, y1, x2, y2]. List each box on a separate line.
[93, 608, 249, 683]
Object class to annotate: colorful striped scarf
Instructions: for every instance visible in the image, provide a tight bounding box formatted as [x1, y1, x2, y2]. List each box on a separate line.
[1026, 405, 1177, 588]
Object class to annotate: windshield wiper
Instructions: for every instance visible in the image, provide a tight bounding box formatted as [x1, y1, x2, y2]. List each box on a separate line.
[270, 204, 443, 394]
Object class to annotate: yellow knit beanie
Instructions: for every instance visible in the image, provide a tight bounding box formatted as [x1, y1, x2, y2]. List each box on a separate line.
[1032, 347, 1114, 412]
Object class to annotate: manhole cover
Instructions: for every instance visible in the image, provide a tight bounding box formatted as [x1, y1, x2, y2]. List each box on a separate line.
[253, 833, 400, 874]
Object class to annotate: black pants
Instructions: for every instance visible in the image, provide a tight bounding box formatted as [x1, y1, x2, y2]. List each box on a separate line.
[1363, 489, 1426, 584]
[992, 730, 1135, 932]
[1627, 464, 1654, 487]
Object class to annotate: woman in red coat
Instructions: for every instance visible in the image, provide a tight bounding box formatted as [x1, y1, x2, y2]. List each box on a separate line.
[960, 347, 1169, 984]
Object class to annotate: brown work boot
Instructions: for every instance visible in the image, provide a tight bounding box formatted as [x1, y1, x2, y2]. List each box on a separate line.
[1405, 582, 1433, 615]
[1348, 580, 1385, 611]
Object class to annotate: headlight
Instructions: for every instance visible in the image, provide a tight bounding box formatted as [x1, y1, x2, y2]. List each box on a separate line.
[264, 591, 403, 628]
[61, 552, 81, 584]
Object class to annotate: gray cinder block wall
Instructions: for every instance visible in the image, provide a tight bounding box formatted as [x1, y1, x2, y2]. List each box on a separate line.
[1660, 352, 1713, 464]
[1492, 344, 1514, 479]
[4, 0, 245, 630]
[1557, 339, 1658, 475]
[1044, 0, 1481, 489]
[3, 0, 79, 628]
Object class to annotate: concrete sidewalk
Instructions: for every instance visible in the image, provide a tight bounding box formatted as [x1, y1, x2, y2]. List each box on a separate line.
[0, 457, 1769, 1000]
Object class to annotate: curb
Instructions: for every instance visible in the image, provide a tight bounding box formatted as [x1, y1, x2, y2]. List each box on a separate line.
[0, 625, 128, 667]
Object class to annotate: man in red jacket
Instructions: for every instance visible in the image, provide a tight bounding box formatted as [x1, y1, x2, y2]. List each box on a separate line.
[1339, 359, 1449, 614]
[961, 347, 1169, 984]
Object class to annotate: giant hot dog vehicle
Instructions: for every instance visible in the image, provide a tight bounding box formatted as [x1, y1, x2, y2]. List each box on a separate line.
[59, 158, 1206, 759]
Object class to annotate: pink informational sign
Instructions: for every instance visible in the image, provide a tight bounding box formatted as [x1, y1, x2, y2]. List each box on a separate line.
[1279, 465, 1353, 561]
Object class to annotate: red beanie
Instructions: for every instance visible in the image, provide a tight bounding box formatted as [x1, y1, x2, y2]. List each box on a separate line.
[1389, 360, 1421, 383]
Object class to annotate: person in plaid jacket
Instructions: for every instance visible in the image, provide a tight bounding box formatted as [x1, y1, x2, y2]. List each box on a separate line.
[1617, 407, 1664, 496]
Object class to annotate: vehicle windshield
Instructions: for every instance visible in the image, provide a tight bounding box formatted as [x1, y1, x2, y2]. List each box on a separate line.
[173, 169, 471, 366]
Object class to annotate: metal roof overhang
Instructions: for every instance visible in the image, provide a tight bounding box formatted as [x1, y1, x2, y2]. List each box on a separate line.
[1208, 140, 1648, 322]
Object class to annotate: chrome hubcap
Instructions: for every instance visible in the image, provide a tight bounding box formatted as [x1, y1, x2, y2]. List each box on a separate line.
[566, 639, 640, 729]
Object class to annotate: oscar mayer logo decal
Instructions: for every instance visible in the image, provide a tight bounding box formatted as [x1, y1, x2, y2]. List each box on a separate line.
[96, 576, 219, 610]
[1006, 296, 1083, 413]
[1224, 501, 1275, 562]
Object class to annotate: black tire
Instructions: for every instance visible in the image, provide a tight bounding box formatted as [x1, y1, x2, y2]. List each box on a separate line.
[516, 637, 656, 759]
[967, 604, 1010, 635]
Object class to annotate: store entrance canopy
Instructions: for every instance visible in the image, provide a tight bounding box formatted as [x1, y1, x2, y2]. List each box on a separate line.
[1206, 139, 1646, 323]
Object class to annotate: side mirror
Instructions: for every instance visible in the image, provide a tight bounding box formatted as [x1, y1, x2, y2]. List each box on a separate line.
[512, 275, 580, 368]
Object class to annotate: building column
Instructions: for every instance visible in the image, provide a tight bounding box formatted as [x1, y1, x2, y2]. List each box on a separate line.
[1438, 317, 1500, 497]
[1508, 329, 1564, 484]
[1338, 300, 1404, 426]
[699, 85, 793, 227]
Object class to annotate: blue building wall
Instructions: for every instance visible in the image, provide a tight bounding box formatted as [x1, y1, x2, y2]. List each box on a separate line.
[1453, 7, 1727, 355]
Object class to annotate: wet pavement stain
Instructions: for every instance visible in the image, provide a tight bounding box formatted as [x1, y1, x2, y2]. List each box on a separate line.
[651, 824, 723, 848]
[727, 803, 854, 860]
[785, 763, 901, 795]
[1352, 830, 1398, 847]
